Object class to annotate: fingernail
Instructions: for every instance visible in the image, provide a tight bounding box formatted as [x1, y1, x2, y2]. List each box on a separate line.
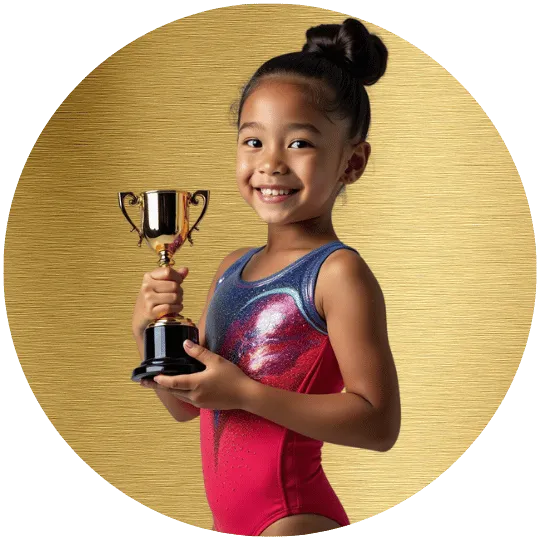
[184, 339, 194, 349]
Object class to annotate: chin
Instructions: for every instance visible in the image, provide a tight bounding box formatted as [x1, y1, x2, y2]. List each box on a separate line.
[257, 210, 293, 225]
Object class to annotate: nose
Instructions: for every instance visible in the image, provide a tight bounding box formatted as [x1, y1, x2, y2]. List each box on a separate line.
[258, 148, 288, 175]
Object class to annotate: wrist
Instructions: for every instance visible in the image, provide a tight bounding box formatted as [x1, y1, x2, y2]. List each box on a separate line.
[239, 376, 262, 413]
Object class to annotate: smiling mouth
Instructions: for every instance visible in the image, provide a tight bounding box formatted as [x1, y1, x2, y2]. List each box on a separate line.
[254, 187, 301, 204]
[254, 188, 300, 194]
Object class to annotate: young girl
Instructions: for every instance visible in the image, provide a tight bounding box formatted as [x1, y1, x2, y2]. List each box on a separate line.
[133, 17, 401, 536]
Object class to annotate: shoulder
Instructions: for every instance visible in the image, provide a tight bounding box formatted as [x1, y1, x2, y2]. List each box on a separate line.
[222, 247, 255, 268]
[321, 247, 377, 285]
[317, 248, 385, 323]
[216, 247, 255, 280]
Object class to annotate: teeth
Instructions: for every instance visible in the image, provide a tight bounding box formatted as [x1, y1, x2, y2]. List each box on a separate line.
[261, 188, 292, 196]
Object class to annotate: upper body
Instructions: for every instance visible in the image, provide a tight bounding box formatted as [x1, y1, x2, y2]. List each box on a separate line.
[148, 14, 400, 457]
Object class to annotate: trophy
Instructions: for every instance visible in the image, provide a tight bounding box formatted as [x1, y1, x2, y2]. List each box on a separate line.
[118, 189, 210, 382]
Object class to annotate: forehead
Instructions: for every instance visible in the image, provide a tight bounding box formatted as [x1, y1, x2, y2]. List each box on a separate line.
[241, 76, 335, 126]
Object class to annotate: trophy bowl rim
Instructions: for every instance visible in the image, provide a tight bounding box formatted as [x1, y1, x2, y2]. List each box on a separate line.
[145, 189, 187, 194]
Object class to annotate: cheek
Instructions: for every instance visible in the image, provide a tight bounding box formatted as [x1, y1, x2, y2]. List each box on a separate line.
[237, 169, 251, 186]
[304, 175, 337, 203]
[235, 168, 253, 199]
[236, 156, 251, 178]
[298, 154, 325, 176]
[236, 158, 244, 173]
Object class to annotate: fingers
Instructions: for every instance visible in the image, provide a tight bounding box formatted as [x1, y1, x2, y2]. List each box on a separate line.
[153, 374, 197, 391]
[140, 269, 185, 318]
[142, 276, 183, 300]
[140, 379, 190, 400]
[140, 379, 158, 389]
[134, 267, 189, 334]
[149, 265, 189, 285]
[140, 378, 178, 390]
[151, 279, 184, 294]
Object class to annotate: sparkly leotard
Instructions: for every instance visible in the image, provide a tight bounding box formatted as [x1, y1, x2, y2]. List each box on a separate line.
[200, 240, 358, 535]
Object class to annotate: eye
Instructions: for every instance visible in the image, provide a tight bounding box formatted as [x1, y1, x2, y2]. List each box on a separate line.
[243, 139, 313, 149]
[244, 139, 261, 148]
[290, 140, 313, 149]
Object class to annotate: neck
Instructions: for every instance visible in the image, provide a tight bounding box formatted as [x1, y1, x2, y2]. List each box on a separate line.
[264, 214, 339, 253]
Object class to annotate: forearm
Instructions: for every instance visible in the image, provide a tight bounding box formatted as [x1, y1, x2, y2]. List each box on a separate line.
[153, 386, 201, 421]
[241, 379, 392, 451]
[133, 331, 200, 422]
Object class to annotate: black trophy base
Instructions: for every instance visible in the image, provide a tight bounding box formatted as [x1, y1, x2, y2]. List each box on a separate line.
[131, 321, 206, 382]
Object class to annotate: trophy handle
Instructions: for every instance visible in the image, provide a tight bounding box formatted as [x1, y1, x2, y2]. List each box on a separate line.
[186, 190, 210, 246]
[118, 191, 144, 247]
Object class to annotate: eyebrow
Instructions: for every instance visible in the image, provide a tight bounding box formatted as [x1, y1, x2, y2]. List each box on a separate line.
[238, 121, 322, 136]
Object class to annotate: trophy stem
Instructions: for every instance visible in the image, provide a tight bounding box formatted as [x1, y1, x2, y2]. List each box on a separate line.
[158, 250, 175, 267]
[154, 248, 195, 327]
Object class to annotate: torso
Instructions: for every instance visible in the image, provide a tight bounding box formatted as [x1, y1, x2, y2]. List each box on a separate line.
[202, 239, 357, 535]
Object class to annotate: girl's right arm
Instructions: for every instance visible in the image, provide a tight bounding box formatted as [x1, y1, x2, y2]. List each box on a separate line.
[132, 247, 252, 422]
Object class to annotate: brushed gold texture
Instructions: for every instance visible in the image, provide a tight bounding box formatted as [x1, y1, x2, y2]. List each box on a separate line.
[4, 4, 535, 532]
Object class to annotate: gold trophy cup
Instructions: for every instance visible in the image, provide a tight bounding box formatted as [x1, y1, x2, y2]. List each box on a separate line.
[118, 189, 210, 382]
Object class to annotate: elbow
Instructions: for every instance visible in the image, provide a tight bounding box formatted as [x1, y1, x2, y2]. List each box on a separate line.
[377, 431, 398, 452]
[375, 410, 401, 452]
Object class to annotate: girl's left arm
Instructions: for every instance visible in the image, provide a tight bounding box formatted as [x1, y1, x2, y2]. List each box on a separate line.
[241, 250, 401, 452]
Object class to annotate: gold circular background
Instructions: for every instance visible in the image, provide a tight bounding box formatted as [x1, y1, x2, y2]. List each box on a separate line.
[4, 4, 535, 531]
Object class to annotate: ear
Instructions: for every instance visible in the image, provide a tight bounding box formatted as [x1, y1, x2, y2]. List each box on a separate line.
[340, 141, 371, 184]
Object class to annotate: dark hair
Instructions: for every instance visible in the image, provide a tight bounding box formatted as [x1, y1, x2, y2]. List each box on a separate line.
[230, 18, 388, 198]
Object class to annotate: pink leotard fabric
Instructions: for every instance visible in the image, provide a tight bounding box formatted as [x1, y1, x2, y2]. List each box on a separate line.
[200, 241, 358, 535]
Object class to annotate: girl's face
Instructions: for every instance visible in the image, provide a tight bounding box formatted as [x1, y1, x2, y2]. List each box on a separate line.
[236, 77, 360, 225]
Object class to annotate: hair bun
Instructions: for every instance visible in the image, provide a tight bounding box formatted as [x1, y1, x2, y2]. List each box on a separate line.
[302, 18, 387, 85]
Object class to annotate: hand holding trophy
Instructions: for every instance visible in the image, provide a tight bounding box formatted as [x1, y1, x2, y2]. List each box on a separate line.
[118, 189, 210, 382]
